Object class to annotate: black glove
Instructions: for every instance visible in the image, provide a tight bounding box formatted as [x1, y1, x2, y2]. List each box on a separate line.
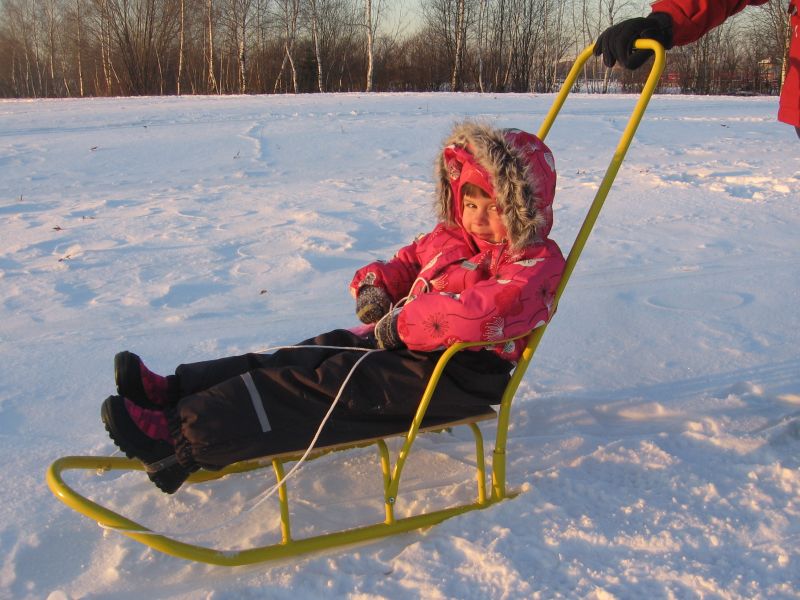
[374, 308, 405, 350]
[356, 285, 391, 324]
[594, 13, 673, 70]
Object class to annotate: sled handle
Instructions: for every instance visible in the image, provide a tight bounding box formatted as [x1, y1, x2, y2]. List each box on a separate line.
[492, 40, 666, 498]
[539, 39, 666, 312]
[538, 39, 665, 142]
[388, 41, 666, 504]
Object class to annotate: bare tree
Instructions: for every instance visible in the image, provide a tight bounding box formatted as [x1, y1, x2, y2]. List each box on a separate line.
[748, 0, 791, 87]
[95, 0, 115, 94]
[93, 0, 181, 95]
[315, 0, 359, 91]
[221, 0, 254, 92]
[206, 0, 219, 92]
[177, 0, 185, 94]
[493, 0, 508, 90]
[475, 0, 488, 92]
[532, 0, 573, 92]
[451, 0, 466, 91]
[74, 0, 85, 95]
[273, 0, 300, 92]
[0, 0, 790, 98]
[361, 0, 387, 91]
[421, 0, 461, 90]
[364, 0, 374, 91]
[307, 0, 324, 92]
[43, 0, 59, 95]
[0, 0, 37, 95]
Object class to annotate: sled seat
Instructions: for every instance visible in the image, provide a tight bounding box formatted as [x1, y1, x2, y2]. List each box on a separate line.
[46, 40, 666, 567]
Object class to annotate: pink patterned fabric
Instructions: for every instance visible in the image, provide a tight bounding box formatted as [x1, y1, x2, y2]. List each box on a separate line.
[139, 359, 169, 405]
[124, 398, 172, 443]
[351, 224, 563, 361]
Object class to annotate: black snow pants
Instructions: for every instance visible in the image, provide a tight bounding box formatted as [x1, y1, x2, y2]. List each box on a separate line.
[166, 329, 513, 471]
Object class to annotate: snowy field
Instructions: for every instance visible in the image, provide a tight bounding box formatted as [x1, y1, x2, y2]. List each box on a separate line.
[1, 91, 798, 599]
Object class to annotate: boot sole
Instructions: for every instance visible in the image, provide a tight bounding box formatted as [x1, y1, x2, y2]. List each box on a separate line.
[101, 395, 189, 494]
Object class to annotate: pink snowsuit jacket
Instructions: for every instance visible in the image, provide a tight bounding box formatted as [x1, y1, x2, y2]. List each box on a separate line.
[350, 123, 566, 363]
[651, 0, 799, 127]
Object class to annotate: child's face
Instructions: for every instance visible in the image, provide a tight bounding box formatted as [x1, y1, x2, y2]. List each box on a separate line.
[461, 184, 507, 244]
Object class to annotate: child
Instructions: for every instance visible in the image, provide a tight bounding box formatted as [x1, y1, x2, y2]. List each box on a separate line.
[101, 121, 566, 494]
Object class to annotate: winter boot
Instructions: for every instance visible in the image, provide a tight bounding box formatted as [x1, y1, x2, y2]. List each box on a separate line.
[101, 395, 194, 494]
[115, 351, 173, 408]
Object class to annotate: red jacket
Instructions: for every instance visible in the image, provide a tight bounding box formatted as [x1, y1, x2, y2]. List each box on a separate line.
[350, 223, 564, 361]
[651, 0, 799, 126]
[350, 123, 566, 362]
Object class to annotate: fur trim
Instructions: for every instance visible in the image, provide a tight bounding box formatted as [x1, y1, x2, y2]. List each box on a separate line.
[435, 121, 554, 250]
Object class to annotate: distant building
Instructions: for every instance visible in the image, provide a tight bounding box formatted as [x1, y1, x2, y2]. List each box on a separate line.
[759, 57, 781, 86]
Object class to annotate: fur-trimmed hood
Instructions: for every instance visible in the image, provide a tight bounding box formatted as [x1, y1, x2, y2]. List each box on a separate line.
[435, 121, 556, 250]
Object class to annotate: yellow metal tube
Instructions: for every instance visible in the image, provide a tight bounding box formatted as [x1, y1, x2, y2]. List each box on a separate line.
[376, 440, 394, 525]
[468, 423, 487, 505]
[272, 459, 292, 543]
[384, 342, 465, 502]
[47, 455, 504, 566]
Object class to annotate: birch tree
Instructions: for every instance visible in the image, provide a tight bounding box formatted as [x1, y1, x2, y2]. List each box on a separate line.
[361, 0, 386, 91]
[206, 0, 218, 92]
[222, 0, 254, 93]
[308, 0, 324, 92]
[364, 0, 374, 91]
[451, 0, 467, 91]
[273, 0, 300, 93]
[74, 0, 85, 95]
[475, 0, 488, 92]
[177, 0, 185, 94]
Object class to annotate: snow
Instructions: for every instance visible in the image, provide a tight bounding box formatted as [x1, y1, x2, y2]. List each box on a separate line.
[1, 91, 798, 599]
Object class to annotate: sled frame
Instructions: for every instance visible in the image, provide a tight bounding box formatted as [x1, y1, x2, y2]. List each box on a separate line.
[47, 41, 665, 566]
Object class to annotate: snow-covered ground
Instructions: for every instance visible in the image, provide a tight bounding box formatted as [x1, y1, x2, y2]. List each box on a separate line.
[1, 91, 798, 599]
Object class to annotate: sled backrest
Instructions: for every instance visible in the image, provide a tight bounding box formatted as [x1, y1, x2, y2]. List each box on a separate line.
[393, 40, 666, 503]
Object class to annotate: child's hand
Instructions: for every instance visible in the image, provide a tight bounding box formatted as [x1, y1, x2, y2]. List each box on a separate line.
[375, 308, 405, 350]
[356, 286, 391, 324]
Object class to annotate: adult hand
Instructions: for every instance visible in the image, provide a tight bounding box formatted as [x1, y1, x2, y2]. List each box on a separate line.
[594, 13, 673, 70]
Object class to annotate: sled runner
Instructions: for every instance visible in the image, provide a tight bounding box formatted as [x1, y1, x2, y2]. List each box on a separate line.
[47, 40, 665, 566]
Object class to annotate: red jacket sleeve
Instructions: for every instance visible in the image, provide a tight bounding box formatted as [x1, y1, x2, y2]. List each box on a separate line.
[650, 0, 768, 46]
[396, 240, 565, 353]
[349, 236, 425, 303]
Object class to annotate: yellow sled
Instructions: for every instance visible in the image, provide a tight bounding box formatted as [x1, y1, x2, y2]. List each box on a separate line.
[47, 41, 666, 566]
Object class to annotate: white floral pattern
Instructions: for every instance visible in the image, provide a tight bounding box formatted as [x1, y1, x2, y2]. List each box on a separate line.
[514, 258, 545, 267]
[481, 316, 505, 341]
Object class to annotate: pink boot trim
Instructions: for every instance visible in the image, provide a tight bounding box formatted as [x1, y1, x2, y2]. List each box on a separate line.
[139, 360, 169, 405]
[124, 398, 173, 444]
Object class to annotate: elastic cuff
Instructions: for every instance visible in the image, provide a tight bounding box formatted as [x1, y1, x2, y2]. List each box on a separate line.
[166, 405, 197, 470]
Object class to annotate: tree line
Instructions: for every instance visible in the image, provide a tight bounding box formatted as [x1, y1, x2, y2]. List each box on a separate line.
[0, 0, 790, 98]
